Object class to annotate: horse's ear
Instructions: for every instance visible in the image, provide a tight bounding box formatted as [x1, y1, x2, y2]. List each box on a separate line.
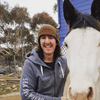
[63, 0, 79, 29]
[91, 0, 100, 21]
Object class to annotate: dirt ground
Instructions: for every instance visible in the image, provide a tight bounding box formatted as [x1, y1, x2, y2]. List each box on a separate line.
[0, 92, 21, 100]
[0, 95, 21, 100]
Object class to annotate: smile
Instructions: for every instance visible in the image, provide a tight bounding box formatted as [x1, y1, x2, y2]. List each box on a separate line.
[45, 46, 51, 48]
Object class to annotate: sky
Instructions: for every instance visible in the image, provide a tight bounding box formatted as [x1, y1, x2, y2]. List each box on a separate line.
[1, 0, 58, 23]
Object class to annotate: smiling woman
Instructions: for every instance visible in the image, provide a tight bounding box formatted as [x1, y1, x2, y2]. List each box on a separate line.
[40, 35, 57, 62]
[37, 25, 60, 60]
[20, 24, 69, 100]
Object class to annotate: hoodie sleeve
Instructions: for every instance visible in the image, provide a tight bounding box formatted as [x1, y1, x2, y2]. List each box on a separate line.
[20, 60, 61, 100]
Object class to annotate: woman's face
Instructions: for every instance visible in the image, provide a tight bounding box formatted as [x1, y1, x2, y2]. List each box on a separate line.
[40, 35, 57, 56]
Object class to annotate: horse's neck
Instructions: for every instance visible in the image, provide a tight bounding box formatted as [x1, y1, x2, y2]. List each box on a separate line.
[94, 68, 100, 100]
[63, 73, 70, 97]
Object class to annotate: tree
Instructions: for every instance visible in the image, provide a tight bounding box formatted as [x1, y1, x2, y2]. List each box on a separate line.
[11, 6, 30, 25]
[30, 12, 57, 32]
[10, 6, 31, 62]
[0, 4, 36, 63]
[53, 3, 58, 13]
[0, 2, 11, 37]
[0, 2, 11, 24]
[30, 12, 57, 42]
[0, 2, 12, 59]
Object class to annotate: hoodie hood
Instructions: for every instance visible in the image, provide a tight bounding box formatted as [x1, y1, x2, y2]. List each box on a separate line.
[25, 48, 47, 67]
[25, 48, 66, 66]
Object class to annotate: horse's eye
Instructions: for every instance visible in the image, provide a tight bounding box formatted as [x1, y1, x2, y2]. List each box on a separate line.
[65, 43, 68, 48]
[98, 42, 100, 47]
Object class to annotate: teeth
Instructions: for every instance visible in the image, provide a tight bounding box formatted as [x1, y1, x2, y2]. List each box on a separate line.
[46, 46, 50, 48]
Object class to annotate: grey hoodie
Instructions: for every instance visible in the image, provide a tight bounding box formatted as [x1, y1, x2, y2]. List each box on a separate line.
[20, 48, 69, 100]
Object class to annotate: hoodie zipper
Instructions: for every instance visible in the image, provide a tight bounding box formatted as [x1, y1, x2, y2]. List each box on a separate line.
[54, 61, 65, 96]
[53, 70, 56, 96]
[40, 61, 64, 96]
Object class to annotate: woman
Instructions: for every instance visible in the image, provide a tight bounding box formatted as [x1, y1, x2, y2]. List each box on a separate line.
[20, 24, 69, 100]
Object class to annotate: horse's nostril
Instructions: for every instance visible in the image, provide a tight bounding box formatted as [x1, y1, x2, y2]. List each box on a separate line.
[87, 87, 94, 100]
[68, 87, 73, 99]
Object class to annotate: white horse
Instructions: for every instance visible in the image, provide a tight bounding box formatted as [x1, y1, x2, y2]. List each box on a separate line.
[63, 0, 100, 100]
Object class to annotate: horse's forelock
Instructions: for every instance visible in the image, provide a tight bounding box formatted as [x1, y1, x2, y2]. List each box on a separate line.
[68, 13, 100, 35]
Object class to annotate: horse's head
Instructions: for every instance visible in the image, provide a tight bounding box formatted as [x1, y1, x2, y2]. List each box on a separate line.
[63, 0, 100, 100]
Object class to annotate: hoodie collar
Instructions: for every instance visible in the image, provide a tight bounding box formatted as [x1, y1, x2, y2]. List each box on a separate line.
[26, 48, 65, 77]
[25, 48, 64, 68]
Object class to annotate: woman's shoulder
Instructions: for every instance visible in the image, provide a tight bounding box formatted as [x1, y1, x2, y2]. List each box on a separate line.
[58, 56, 67, 63]
[61, 55, 67, 60]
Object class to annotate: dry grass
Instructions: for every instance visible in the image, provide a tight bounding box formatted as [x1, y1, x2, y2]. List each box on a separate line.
[0, 75, 21, 100]
[0, 75, 13, 79]
[0, 80, 20, 95]
[0, 74, 20, 79]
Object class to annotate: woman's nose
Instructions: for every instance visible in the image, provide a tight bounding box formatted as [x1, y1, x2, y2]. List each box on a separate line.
[45, 37, 50, 43]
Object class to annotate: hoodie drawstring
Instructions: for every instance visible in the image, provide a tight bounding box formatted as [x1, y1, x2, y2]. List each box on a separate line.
[40, 62, 64, 78]
[40, 66, 44, 77]
[58, 61, 64, 78]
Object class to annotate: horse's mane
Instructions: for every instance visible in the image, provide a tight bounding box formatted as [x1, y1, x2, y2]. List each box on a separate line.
[68, 13, 100, 35]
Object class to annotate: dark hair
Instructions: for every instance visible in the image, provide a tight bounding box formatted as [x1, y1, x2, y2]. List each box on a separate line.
[36, 37, 62, 60]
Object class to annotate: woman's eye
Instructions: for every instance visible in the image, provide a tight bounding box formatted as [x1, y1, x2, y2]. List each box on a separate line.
[49, 36, 54, 39]
[41, 36, 45, 39]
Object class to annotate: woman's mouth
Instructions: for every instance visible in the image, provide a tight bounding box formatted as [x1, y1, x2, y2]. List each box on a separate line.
[45, 46, 51, 48]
